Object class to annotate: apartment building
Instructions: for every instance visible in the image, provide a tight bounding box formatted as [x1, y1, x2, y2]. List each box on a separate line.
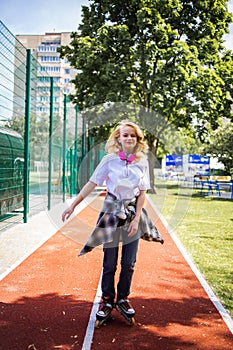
[16, 32, 76, 116]
[13, 32, 79, 171]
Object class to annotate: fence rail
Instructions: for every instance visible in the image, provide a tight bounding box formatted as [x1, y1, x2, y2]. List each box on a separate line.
[0, 20, 88, 230]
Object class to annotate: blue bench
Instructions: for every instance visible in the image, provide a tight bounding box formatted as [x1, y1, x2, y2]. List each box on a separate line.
[199, 179, 233, 199]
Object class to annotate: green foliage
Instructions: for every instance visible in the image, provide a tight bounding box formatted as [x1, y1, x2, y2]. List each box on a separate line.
[202, 119, 233, 173]
[58, 0, 233, 184]
[157, 127, 203, 157]
[58, 0, 233, 134]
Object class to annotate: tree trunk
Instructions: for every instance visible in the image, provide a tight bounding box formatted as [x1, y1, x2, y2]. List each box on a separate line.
[147, 134, 158, 194]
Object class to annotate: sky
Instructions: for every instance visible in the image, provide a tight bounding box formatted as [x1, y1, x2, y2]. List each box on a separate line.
[1, 0, 233, 50]
[1, 0, 89, 35]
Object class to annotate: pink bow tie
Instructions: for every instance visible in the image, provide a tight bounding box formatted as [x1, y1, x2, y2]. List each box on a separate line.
[118, 151, 136, 163]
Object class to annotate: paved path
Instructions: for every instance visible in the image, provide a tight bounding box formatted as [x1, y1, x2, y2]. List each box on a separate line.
[0, 193, 233, 350]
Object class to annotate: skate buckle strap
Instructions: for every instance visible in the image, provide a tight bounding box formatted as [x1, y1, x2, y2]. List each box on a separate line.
[97, 301, 113, 317]
[118, 299, 135, 314]
[105, 302, 113, 308]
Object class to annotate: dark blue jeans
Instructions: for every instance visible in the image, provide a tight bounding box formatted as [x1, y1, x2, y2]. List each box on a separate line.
[101, 227, 139, 301]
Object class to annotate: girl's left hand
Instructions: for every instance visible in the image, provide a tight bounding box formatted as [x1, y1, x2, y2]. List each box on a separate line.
[128, 219, 139, 237]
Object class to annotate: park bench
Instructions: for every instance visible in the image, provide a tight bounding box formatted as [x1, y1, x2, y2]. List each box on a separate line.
[198, 179, 233, 199]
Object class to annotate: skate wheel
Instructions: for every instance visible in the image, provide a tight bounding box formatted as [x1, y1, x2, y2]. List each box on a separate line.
[95, 319, 101, 328]
[130, 317, 135, 326]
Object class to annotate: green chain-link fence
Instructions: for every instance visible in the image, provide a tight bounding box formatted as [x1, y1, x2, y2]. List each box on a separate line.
[0, 20, 87, 230]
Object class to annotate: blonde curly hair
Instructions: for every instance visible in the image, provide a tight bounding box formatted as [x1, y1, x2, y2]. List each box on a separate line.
[105, 120, 148, 161]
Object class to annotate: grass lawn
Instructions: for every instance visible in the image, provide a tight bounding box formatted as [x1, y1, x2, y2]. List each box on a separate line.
[149, 181, 233, 318]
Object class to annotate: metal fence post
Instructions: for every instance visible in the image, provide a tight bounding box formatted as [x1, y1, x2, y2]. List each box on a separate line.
[88, 136, 94, 175]
[23, 49, 31, 223]
[73, 105, 79, 194]
[62, 95, 67, 202]
[81, 115, 86, 160]
[48, 77, 54, 210]
[69, 148, 73, 198]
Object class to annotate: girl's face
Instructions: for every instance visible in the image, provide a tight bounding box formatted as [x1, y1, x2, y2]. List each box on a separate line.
[118, 126, 137, 153]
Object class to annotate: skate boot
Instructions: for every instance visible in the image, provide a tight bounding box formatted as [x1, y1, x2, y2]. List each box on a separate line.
[95, 296, 113, 328]
[116, 298, 135, 325]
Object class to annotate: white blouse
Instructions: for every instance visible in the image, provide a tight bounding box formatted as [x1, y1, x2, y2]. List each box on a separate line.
[90, 153, 150, 199]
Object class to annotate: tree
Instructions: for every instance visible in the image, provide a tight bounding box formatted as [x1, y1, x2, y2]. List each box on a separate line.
[202, 119, 233, 174]
[58, 0, 233, 191]
[158, 127, 203, 156]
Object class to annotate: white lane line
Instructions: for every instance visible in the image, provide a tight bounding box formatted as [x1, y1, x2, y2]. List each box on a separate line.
[147, 195, 233, 335]
[82, 272, 102, 350]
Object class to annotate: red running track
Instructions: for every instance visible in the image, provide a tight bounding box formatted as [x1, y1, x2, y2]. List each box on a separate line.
[0, 194, 232, 350]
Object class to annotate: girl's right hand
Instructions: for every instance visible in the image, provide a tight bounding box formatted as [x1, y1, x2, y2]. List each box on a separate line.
[62, 207, 74, 222]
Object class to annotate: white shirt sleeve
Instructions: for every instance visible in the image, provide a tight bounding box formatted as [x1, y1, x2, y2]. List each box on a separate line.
[89, 154, 112, 186]
[139, 160, 151, 190]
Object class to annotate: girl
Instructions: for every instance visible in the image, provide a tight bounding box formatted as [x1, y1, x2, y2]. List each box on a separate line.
[62, 120, 163, 324]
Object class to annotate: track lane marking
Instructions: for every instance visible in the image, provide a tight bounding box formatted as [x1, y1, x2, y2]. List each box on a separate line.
[82, 272, 102, 350]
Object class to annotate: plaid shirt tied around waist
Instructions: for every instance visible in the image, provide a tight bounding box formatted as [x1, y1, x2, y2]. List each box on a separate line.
[79, 192, 164, 256]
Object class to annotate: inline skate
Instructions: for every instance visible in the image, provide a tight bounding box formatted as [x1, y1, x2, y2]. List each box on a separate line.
[115, 298, 135, 326]
[95, 296, 114, 328]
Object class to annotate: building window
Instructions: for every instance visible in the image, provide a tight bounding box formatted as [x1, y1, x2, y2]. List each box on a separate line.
[38, 77, 50, 83]
[38, 66, 61, 72]
[36, 106, 50, 113]
[41, 56, 60, 62]
[41, 40, 61, 45]
[37, 86, 60, 92]
[38, 86, 50, 92]
[37, 96, 50, 102]
[38, 77, 60, 83]
[37, 45, 59, 52]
